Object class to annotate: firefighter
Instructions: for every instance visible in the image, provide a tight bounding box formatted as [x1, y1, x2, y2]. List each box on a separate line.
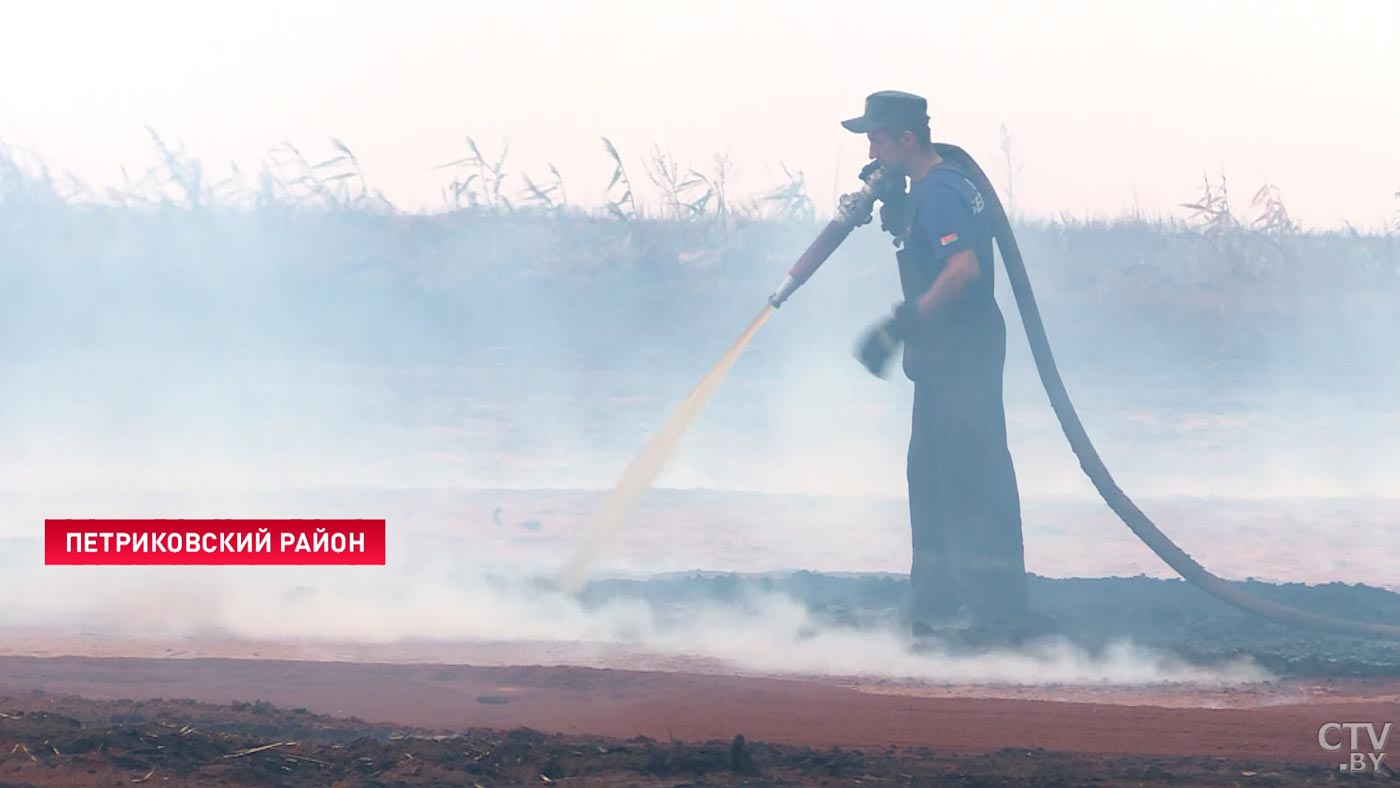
[845, 90, 1030, 642]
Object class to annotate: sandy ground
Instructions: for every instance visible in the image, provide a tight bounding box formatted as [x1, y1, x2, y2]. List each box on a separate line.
[1, 636, 1397, 768]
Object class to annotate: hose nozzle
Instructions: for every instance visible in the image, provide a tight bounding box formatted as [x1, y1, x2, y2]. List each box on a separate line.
[768, 274, 798, 308]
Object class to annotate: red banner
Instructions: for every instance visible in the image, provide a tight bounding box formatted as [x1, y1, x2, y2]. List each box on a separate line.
[44, 519, 386, 565]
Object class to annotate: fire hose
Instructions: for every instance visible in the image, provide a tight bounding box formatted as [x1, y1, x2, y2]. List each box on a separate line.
[769, 143, 1400, 641]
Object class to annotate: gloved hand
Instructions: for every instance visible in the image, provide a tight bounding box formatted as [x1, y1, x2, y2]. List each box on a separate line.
[858, 161, 909, 239]
[854, 301, 919, 378]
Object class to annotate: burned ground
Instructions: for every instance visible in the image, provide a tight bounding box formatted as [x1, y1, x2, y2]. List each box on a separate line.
[580, 572, 1400, 677]
[0, 692, 1358, 787]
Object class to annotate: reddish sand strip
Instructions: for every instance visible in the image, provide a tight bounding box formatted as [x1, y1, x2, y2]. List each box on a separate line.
[1, 656, 1394, 764]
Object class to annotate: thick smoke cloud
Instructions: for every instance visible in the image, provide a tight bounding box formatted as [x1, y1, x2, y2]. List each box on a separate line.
[3, 152, 1397, 685]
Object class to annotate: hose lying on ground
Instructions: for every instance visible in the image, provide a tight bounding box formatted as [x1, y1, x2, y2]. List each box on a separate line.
[933, 142, 1400, 641]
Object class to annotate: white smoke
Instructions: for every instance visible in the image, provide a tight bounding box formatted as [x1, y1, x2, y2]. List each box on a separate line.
[1, 562, 1269, 687]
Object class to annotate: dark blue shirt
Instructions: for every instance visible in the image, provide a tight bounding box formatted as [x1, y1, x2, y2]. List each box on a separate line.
[894, 158, 1004, 381]
[900, 159, 996, 307]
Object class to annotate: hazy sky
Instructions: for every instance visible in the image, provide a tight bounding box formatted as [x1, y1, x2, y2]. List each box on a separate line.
[2, 0, 1397, 228]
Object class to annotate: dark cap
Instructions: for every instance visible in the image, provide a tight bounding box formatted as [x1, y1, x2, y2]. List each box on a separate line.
[841, 90, 929, 134]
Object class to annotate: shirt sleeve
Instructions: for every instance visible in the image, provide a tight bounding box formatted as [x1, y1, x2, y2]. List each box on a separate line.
[914, 183, 974, 262]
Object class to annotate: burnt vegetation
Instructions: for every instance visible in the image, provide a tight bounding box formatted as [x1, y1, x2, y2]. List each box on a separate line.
[0, 692, 1350, 787]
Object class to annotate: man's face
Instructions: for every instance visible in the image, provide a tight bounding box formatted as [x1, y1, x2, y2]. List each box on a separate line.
[866, 128, 916, 176]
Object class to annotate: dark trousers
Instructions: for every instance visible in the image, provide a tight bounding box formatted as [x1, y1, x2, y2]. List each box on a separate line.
[905, 307, 1029, 630]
